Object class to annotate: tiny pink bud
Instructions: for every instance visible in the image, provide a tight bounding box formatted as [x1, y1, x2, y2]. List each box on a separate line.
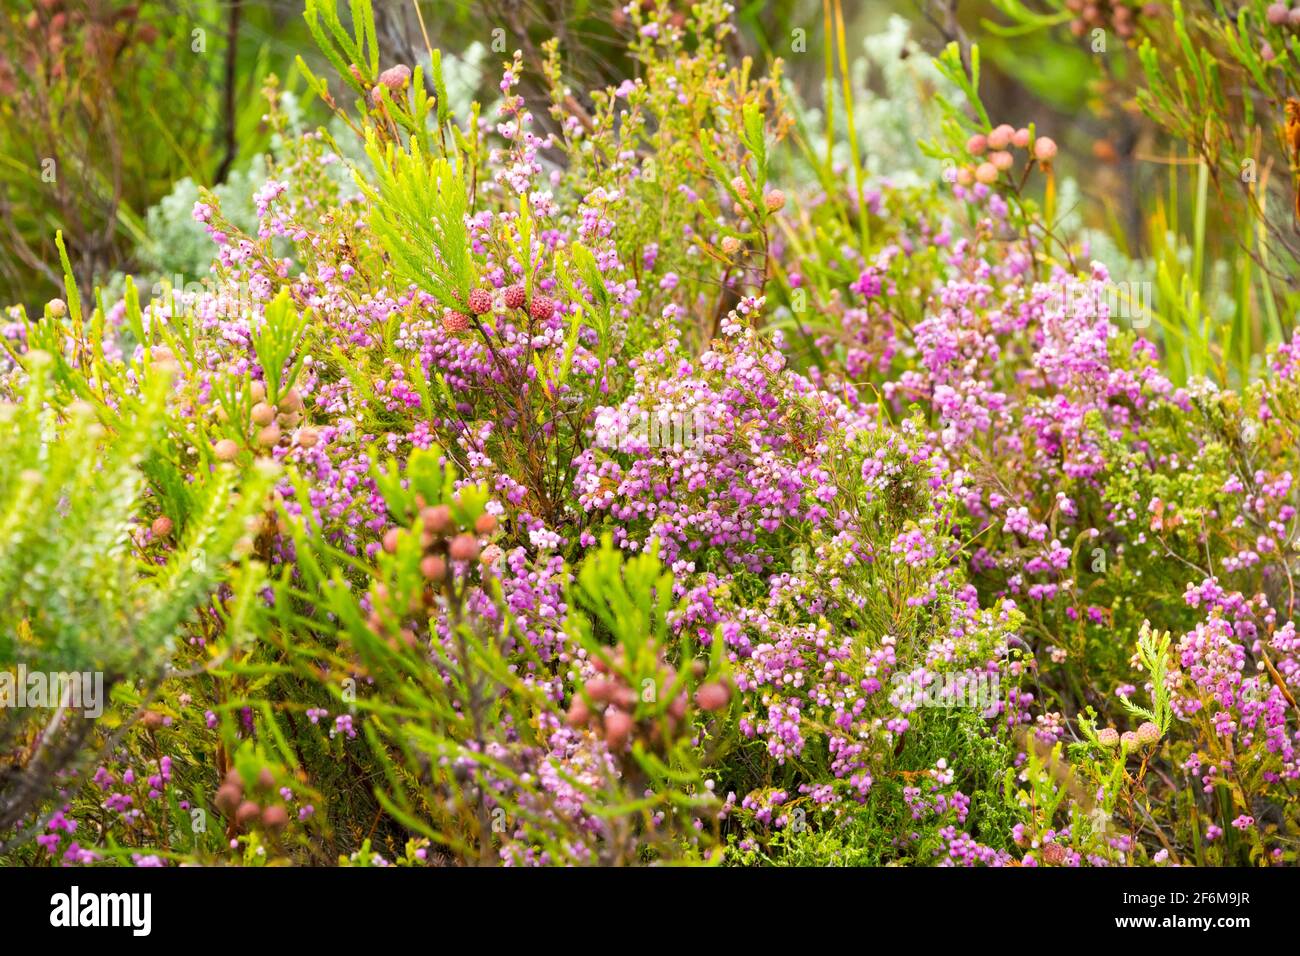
[988, 124, 1015, 150]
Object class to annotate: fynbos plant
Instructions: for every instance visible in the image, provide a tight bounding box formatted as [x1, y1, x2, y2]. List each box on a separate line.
[3, 0, 1300, 872]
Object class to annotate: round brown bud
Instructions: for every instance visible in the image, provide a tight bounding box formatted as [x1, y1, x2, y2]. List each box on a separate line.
[421, 504, 452, 534]
[214, 438, 239, 461]
[235, 801, 261, 826]
[150, 516, 173, 539]
[694, 682, 730, 712]
[604, 708, 633, 750]
[214, 783, 241, 814]
[566, 696, 590, 728]
[585, 678, 617, 703]
[256, 423, 281, 448]
[474, 513, 498, 535]
[278, 388, 303, 412]
[250, 402, 276, 427]
[420, 554, 447, 581]
[261, 804, 289, 829]
[449, 533, 480, 562]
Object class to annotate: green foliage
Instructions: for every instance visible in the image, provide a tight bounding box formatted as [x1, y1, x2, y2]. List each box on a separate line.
[566, 536, 731, 802]
[260, 456, 726, 865]
[302, 0, 380, 91]
[1121, 624, 1174, 736]
[253, 289, 312, 405]
[0, 343, 274, 845]
[0, 0, 290, 306]
[985, 0, 1300, 380]
[356, 135, 472, 311]
[7, 0, 1300, 872]
[0, 350, 273, 674]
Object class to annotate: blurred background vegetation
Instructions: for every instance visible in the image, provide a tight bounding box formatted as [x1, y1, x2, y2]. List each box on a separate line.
[2, 0, 1297, 382]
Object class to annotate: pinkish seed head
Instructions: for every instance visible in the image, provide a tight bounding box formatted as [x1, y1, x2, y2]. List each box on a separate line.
[529, 295, 556, 322]
[467, 287, 493, 315]
[442, 309, 470, 333]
